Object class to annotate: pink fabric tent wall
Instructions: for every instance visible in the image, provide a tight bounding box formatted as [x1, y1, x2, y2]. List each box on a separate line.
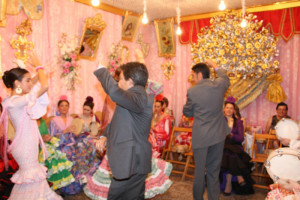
[0, 0, 299, 132]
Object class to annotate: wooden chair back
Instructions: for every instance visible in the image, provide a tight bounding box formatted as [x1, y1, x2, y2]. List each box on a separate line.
[251, 133, 278, 189]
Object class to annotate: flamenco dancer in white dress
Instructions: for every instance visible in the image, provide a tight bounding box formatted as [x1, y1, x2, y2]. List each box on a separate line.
[0, 53, 62, 200]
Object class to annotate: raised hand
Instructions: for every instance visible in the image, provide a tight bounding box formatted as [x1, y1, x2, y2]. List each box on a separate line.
[27, 52, 42, 68]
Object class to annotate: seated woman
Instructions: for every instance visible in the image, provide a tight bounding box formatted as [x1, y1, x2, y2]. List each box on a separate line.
[265, 102, 291, 148]
[76, 96, 101, 136]
[38, 117, 75, 190]
[49, 95, 101, 195]
[175, 114, 193, 148]
[220, 98, 254, 195]
[150, 95, 171, 153]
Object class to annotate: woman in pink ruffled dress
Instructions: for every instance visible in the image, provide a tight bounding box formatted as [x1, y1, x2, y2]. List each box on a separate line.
[150, 95, 171, 154]
[0, 54, 62, 200]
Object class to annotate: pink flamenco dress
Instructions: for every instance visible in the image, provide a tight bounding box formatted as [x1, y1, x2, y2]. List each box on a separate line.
[84, 134, 173, 199]
[0, 87, 62, 200]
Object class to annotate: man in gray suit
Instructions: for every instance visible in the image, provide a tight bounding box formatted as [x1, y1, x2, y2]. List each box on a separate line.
[183, 60, 230, 200]
[94, 62, 153, 199]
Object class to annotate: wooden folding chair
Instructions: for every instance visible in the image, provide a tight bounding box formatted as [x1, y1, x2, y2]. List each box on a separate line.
[181, 142, 195, 181]
[162, 127, 192, 177]
[251, 133, 278, 189]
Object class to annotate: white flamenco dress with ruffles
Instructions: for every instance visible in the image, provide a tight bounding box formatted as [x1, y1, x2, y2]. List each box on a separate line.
[2, 86, 62, 200]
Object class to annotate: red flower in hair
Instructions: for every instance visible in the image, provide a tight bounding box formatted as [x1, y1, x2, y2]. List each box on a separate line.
[155, 94, 164, 102]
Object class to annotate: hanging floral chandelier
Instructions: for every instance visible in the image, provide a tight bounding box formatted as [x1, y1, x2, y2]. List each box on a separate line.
[191, 11, 280, 79]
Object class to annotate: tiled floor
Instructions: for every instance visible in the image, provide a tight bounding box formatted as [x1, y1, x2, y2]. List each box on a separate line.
[64, 174, 269, 200]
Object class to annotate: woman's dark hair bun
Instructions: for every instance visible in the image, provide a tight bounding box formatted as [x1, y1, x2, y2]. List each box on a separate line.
[2, 71, 13, 88]
[86, 96, 93, 103]
[2, 68, 29, 89]
[84, 96, 94, 109]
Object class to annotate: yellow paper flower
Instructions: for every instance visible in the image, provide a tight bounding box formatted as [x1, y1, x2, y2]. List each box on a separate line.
[251, 62, 256, 67]
[263, 54, 269, 59]
[273, 60, 279, 66]
[219, 49, 225, 55]
[262, 64, 268, 69]
[235, 29, 241, 36]
[255, 42, 261, 49]
[246, 43, 252, 49]
[221, 59, 228, 64]
[255, 33, 261, 40]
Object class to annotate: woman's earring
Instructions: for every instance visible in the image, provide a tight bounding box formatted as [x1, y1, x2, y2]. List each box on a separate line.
[15, 85, 22, 94]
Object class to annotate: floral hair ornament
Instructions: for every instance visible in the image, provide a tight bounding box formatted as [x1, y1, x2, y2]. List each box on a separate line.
[155, 94, 164, 102]
[59, 95, 68, 101]
[226, 96, 236, 103]
[13, 59, 27, 69]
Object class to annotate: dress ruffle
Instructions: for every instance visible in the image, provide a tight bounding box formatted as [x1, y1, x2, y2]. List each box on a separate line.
[11, 163, 47, 184]
[39, 137, 75, 190]
[8, 180, 63, 200]
[145, 158, 173, 199]
[84, 155, 173, 199]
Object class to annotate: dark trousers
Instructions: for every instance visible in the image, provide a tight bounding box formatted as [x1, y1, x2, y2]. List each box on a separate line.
[193, 140, 225, 200]
[108, 173, 147, 200]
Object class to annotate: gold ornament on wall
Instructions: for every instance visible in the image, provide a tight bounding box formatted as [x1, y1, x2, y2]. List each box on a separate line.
[191, 11, 280, 79]
[161, 60, 176, 80]
[10, 19, 34, 62]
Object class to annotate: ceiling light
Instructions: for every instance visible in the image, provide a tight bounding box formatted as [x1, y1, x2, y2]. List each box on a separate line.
[219, 0, 226, 11]
[176, 26, 182, 35]
[241, 0, 246, 27]
[241, 19, 247, 27]
[142, 13, 149, 24]
[142, 0, 148, 24]
[176, 0, 181, 35]
[91, 0, 100, 7]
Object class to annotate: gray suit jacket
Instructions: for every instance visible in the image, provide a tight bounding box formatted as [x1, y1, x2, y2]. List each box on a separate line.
[94, 68, 153, 179]
[183, 69, 231, 149]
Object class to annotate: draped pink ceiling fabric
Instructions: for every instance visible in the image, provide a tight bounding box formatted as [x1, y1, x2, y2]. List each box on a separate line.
[0, 0, 299, 131]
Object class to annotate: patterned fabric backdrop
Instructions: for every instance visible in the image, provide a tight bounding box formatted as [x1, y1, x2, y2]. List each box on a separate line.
[0, 0, 299, 132]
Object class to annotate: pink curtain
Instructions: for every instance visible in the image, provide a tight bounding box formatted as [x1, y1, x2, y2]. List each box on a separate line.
[0, 0, 299, 131]
[241, 36, 300, 129]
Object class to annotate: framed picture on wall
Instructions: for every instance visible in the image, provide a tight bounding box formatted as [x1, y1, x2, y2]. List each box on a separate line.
[0, 0, 7, 27]
[154, 18, 176, 57]
[121, 11, 141, 42]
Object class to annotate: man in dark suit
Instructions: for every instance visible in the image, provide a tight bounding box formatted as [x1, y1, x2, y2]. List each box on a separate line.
[183, 60, 230, 200]
[94, 62, 153, 199]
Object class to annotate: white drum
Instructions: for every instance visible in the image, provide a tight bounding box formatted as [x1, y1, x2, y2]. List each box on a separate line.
[71, 118, 84, 136]
[275, 118, 300, 140]
[89, 121, 100, 137]
[265, 148, 300, 191]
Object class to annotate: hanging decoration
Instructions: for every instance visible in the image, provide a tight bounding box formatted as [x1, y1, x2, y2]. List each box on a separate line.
[136, 34, 149, 58]
[161, 60, 176, 80]
[266, 73, 287, 103]
[190, 11, 286, 108]
[191, 11, 280, 79]
[107, 42, 129, 76]
[6, 0, 43, 20]
[10, 19, 34, 62]
[57, 33, 80, 91]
